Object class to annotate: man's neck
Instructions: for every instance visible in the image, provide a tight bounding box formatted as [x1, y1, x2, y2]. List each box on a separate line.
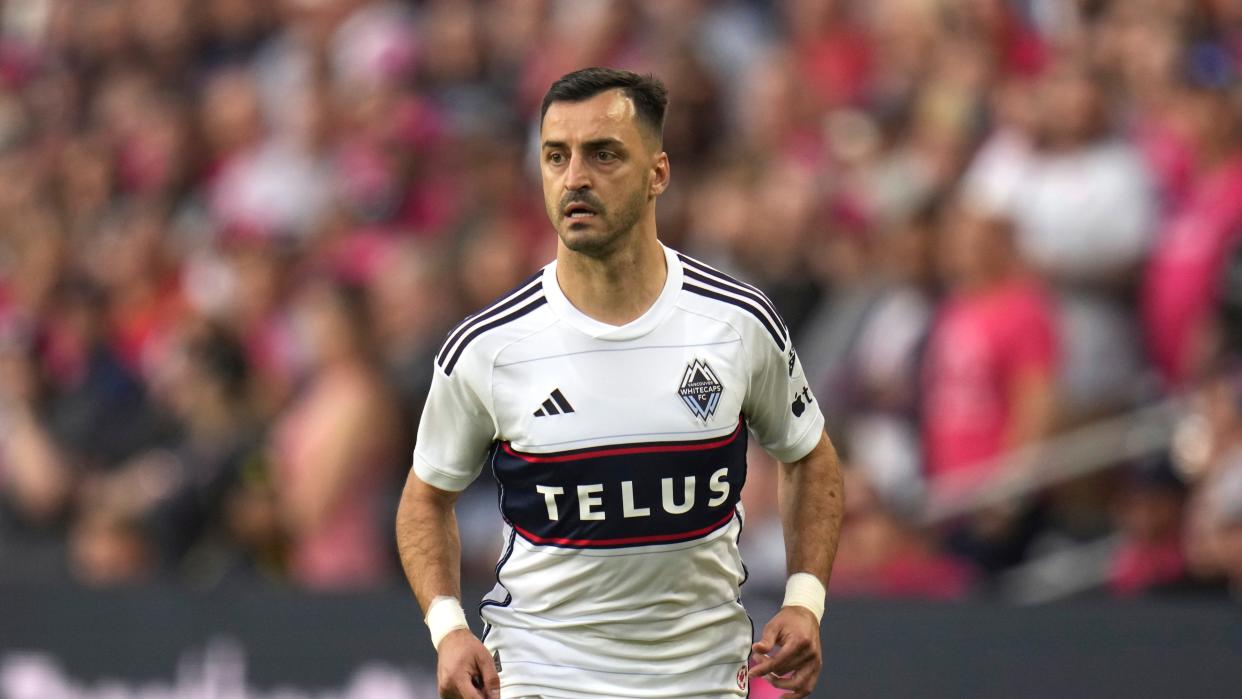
[555, 231, 668, 326]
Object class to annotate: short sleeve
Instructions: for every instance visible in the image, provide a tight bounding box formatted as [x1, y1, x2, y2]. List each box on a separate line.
[743, 337, 826, 464]
[412, 362, 497, 492]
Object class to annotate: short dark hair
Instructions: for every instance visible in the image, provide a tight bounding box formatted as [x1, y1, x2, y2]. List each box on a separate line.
[540, 67, 668, 141]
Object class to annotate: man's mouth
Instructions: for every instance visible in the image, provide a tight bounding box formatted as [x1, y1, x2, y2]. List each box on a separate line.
[563, 202, 599, 220]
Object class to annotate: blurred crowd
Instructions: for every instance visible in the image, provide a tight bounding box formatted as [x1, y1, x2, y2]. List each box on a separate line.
[3, 0, 1242, 602]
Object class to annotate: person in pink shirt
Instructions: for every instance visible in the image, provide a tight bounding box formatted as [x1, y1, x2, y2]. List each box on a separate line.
[923, 198, 1059, 491]
[922, 197, 1059, 574]
[1143, 44, 1242, 388]
[270, 277, 401, 589]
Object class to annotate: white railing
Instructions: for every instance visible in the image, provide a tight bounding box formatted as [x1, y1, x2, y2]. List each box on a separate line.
[910, 396, 1184, 603]
[919, 398, 1182, 526]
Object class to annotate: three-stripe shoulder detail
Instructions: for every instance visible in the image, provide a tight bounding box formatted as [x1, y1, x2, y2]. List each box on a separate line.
[678, 254, 789, 351]
[436, 273, 547, 375]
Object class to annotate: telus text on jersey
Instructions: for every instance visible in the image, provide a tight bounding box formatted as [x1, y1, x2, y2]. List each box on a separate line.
[533, 468, 732, 521]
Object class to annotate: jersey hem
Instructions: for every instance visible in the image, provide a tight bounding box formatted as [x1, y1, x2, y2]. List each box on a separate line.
[411, 451, 474, 492]
[767, 409, 825, 464]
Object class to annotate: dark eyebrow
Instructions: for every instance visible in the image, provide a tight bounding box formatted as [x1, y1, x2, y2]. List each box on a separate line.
[540, 138, 627, 151]
[583, 138, 625, 151]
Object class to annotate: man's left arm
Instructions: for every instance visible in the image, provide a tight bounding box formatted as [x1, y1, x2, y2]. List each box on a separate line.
[749, 430, 844, 699]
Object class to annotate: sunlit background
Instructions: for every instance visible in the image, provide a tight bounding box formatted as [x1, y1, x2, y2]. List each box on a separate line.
[2, 0, 1242, 697]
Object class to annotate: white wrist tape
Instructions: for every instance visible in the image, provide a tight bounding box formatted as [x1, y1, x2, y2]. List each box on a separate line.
[425, 596, 469, 651]
[782, 572, 826, 623]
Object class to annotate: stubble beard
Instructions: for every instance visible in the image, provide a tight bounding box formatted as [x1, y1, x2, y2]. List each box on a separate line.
[558, 184, 649, 260]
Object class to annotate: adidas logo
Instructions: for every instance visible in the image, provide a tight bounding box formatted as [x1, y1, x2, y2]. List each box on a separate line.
[533, 388, 575, 417]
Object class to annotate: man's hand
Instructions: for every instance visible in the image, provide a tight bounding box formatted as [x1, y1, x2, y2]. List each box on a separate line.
[749, 606, 822, 699]
[436, 629, 500, 699]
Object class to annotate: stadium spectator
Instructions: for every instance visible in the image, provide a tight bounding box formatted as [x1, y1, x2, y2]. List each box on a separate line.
[39, 279, 169, 473]
[923, 198, 1059, 489]
[1176, 372, 1242, 595]
[366, 239, 452, 443]
[806, 198, 937, 510]
[79, 322, 261, 580]
[923, 197, 1059, 575]
[211, 236, 301, 418]
[830, 467, 974, 599]
[1108, 458, 1191, 596]
[0, 317, 72, 540]
[1144, 41, 1242, 388]
[268, 277, 400, 589]
[968, 59, 1155, 418]
[1197, 456, 1242, 596]
[67, 506, 153, 585]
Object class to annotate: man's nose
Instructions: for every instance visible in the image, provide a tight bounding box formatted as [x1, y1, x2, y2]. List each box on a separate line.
[564, 154, 591, 191]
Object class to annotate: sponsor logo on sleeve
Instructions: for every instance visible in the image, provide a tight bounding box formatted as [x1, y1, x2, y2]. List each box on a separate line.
[791, 386, 813, 417]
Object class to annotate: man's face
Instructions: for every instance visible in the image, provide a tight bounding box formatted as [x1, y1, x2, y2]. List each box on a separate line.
[1039, 68, 1099, 145]
[937, 203, 1010, 290]
[540, 89, 667, 257]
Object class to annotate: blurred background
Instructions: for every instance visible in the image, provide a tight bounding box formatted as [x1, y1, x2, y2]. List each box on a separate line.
[2, 0, 1242, 696]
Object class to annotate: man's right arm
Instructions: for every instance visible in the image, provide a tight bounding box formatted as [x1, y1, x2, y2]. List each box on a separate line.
[396, 471, 464, 615]
[401, 343, 498, 697]
[396, 471, 499, 698]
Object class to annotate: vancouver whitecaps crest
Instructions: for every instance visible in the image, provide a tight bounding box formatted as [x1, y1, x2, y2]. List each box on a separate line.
[678, 359, 724, 421]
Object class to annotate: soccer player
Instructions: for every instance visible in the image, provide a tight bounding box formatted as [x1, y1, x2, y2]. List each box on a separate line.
[396, 67, 844, 699]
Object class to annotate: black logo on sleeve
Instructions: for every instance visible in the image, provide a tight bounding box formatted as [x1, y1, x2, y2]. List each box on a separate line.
[533, 388, 575, 417]
[788, 349, 796, 377]
[791, 386, 813, 417]
[678, 359, 724, 421]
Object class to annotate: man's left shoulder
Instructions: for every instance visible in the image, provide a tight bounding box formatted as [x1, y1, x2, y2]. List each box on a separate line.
[675, 252, 790, 353]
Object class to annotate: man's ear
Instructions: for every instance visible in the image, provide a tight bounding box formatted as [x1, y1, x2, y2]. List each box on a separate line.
[650, 151, 670, 198]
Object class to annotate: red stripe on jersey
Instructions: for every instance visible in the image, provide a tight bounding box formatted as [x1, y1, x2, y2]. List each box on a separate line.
[501, 419, 743, 463]
[512, 509, 736, 547]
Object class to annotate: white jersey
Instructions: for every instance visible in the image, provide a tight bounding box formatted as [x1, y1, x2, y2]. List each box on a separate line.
[414, 244, 825, 698]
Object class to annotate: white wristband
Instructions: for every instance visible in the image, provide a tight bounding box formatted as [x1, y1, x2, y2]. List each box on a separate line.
[782, 572, 826, 623]
[425, 596, 469, 651]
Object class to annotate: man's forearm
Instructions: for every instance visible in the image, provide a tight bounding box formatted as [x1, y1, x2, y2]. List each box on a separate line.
[396, 474, 464, 613]
[779, 432, 844, 585]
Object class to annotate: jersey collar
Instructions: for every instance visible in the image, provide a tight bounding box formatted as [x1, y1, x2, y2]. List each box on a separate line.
[542, 243, 683, 341]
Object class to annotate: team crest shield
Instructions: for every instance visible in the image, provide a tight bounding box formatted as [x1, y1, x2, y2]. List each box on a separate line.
[678, 359, 723, 421]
